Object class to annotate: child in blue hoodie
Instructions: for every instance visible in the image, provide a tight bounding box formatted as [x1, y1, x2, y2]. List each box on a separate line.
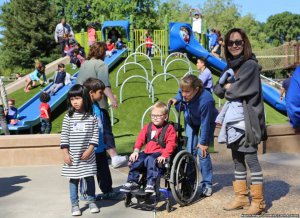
[169, 74, 218, 197]
[83, 77, 122, 200]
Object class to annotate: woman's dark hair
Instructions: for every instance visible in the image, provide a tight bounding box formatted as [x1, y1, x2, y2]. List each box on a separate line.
[67, 84, 93, 119]
[83, 77, 105, 92]
[40, 92, 50, 103]
[224, 28, 252, 65]
[180, 74, 203, 93]
[87, 42, 106, 61]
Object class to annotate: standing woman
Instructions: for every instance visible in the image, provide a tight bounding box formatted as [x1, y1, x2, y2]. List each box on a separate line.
[169, 74, 218, 197]
[214, 28, 267, 215]
[77, 42, 127, 168]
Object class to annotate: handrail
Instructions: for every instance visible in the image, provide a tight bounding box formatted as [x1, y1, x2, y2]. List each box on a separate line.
[260, 74, 282, 88]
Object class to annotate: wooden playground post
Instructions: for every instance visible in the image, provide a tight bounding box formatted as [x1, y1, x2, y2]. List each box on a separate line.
[164, 15, 169, 57]
[130, 15, 134, 54]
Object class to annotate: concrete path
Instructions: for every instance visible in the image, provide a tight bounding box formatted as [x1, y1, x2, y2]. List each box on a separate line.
[0, 165, 154, 218]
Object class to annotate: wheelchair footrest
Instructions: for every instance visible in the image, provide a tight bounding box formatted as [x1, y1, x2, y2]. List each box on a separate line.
[132, 190, 155, 197]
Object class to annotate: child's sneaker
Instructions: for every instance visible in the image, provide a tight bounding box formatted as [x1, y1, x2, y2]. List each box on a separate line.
[88, 202, 99, 213]
[145, 185, 155, 193]
[71, 205, 81, 216]
[120, 181, 139, 193]
[111, 155, 128, 168]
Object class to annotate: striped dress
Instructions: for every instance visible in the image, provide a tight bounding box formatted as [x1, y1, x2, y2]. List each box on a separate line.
[61, 112, 99, 179]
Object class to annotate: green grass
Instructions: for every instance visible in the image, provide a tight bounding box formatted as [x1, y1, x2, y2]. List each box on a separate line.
[6, 57, 289, 154]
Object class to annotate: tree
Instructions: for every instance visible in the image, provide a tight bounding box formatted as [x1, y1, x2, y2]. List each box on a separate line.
[89, 0, 159, 29]
[264, 12, 300, 44]
[0, 0, 58, 70]
[157, 0, 190, 25]
[202, 0, 240, 34]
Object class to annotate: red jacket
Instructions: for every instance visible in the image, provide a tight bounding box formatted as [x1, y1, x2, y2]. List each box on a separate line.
[145, 37, 153, 48]
[134, 122, 177, 158]
[106, 43, 115, 51]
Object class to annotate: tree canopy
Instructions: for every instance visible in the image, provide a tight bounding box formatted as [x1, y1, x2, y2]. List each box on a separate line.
[0, 0, 299, 73]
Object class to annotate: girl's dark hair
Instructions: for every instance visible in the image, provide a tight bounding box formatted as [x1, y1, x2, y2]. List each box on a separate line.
[58, 63, 65, 68]
[224, 28, 252, 66]
[67, 84, 93, 119]
[40, 92, 50, 103]
[83, 77, 105, 92]
[180, 74, 203, 92]
[87, 42, 106, 61]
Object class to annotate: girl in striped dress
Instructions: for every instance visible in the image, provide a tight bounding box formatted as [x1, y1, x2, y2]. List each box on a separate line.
[60, 84, 99, 216]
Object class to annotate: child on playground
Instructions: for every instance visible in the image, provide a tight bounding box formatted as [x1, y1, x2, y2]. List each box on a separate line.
[60, 84, 99, 216]
[70, 49, 85, 69]
[180, 27, 189, 43]
[24, 60, 46, 92]
[46, 63, 66, 96]
[6, 99, 18, 125]
[106, 39, 116, 57]
[116, 37, 124, 50]
[39, 92, 51, 134]
[83, 77, 123, 200]
[145, 34, 153, 57]
[120, 101, 177, 193]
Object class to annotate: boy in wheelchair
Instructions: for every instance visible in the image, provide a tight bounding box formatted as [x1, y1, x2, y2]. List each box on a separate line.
[120, 102, 177, 193]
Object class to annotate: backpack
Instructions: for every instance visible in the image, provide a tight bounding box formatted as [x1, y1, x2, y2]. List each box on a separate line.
[145, 122, 171, 148]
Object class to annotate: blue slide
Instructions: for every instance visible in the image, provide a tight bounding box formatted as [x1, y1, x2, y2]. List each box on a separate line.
[169, 22, 286, 113]
[2, 49, 128, 133]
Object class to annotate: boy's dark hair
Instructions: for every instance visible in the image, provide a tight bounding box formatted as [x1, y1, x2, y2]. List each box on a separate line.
[73, 49, 79, 55]
[58, 63, 65, 68]
[67, 84, 93, 118]
[40, 92, 50, 103]
[197, 57, 206, 64]
[83, 77, 105, 92]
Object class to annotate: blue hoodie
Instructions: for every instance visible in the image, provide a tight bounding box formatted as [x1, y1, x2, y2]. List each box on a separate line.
[175, 89, 218, 145]
[93, 102, 106, 153]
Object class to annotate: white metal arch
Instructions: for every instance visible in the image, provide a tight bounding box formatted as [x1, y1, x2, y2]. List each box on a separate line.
[150, 73, 180, 103]
[135, 42, 163, 66]
[164, 52, 191, 72]
[141, 105, 178, 129]
[123, 52, 154, 76]
[116, 62, 149, 89]
[119, 75, 153, 104]
[164, 58, 192, 81]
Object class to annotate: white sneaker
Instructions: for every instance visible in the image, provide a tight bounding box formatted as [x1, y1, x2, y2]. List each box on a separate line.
[111, 155, 127, 168]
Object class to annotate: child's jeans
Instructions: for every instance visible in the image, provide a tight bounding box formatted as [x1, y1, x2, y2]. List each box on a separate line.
[146, 47, 152, 57]
[95, 151, 113, 194]
[69, 176, 96, 206]
[46, 83, 64, 96]
[40, 118, 51, 134]
[127, 152, 161, 186]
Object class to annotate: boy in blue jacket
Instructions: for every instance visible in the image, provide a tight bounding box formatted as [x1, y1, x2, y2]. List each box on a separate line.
[83, 77, 122, 200]
[169, 74, 218, 197]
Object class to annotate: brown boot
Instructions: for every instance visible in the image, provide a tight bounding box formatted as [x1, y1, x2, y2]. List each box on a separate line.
[223, 180, 250, 211]
[244, 184, 266, 215]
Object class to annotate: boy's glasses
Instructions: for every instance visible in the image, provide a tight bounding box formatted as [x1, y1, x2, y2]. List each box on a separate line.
[227, 40, 244, 47]
[151, 114, 165, 119]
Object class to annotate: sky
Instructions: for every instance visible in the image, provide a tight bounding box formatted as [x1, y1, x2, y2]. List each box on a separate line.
[188, 0, 300, 23]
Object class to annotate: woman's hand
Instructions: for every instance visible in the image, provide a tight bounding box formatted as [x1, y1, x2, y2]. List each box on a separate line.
[168, 98, 177, 105]
[197, 144, 208, 157]
[224, 83, 231, 90]
[129, 152, 139, 162]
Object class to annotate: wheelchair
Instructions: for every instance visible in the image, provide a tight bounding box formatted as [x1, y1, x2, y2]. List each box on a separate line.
[123, 103, 199, 212]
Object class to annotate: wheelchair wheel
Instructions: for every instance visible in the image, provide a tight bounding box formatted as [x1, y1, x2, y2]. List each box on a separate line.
[124, 193, 132, 207]
[170, 150, 199, 206]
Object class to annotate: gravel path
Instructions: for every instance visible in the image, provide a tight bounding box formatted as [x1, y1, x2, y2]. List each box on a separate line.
[156, 149, 300, 218]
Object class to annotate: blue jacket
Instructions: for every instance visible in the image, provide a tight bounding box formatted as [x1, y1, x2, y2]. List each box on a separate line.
[93, 103, 106, 153]
[175, 89, 218, 145]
